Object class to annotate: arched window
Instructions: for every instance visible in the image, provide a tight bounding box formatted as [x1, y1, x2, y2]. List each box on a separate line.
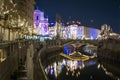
[36, 16, 39, 20]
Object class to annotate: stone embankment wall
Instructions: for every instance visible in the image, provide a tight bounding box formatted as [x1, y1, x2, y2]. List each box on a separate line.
[0, 40, 41, 80]
[97, 39, 120, 63]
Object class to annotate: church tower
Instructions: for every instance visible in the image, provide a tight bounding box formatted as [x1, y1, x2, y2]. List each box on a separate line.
[34, 9, 48, 36]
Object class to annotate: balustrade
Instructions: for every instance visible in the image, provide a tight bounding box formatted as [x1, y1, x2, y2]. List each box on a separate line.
[0, 40, 41, 80]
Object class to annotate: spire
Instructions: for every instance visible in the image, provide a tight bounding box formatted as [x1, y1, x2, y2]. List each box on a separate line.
[56, 13, 61, 23]
[35, 5, 39, 10]
[36, 5, 39, 10]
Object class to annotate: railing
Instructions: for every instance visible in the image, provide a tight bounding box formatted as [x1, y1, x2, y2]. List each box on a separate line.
[0, 39, 35, 80]
[34, 44, 48, 80]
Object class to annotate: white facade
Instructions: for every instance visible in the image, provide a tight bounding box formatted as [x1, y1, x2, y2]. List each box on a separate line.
[48, 21, 100, 40]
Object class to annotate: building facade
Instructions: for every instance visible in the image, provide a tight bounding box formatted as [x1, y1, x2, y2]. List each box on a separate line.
[34, 10, 49, 36]
[48, 21, 100, 40]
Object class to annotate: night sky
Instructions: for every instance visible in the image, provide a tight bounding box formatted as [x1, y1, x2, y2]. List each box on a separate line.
[35, 0, 120, 34]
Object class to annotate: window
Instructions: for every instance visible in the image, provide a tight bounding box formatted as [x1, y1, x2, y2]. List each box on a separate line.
[36, 16, 39, 20]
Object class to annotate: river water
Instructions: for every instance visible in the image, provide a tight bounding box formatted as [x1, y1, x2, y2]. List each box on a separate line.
[44, 55, 120, 80]
[43, 45, 120, 80]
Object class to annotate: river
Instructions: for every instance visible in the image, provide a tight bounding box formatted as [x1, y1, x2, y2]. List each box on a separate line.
[43, 54, 120, 80]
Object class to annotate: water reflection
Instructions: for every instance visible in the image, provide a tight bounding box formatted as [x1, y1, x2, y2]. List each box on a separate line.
[45, 57, 119, 80]
[44, 45, 120, 80]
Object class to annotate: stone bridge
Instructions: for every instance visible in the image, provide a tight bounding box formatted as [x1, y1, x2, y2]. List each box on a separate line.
[45, 39, 99, 47]
[44, 39, 99, 52]
[42, 39, 99, 60]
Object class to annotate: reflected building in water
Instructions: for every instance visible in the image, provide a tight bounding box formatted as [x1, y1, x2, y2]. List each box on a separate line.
[44, 56, 119, 80]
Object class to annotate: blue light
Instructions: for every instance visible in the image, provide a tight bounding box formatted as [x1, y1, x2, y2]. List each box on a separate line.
[88, 61, 96, 66]
[63, 46, 74, 55]
[50, 68, 54, 75]
[90, 28, 98, 40]
[78, 61, 82, 66]
[51, 22, 54, 25]
[49, 22, 55, 26]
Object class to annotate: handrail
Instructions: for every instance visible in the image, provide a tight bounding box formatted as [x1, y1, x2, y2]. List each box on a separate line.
[37, 46, 48, 80]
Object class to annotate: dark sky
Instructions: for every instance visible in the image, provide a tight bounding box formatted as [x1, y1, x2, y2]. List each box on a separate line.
[35, 0, 120, 34]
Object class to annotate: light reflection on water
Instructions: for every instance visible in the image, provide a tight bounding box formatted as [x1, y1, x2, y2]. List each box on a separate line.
[44, 44, 120, 80]
[44, 58, 119, 80]
[45, 59, 85, 77]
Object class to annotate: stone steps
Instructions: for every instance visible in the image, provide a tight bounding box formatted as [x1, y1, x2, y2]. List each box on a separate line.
[17, 65, 28, 80]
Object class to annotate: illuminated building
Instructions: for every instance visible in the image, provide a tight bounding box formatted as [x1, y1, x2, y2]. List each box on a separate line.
[99, 24, 120, 40]
[49, 26, 56, 37]
[48, 21, 64, 39]
[90, 28, 100, 39]
[77, 26, 84, 39]
[83, 27, 90, 39]
[48, 21, 100, 40]
[67, 25, 78, 39]
[65, 21, 100, 40]
[34, 10, 49, 36]
[65, 22, 84, 39]
[61, 28, 66, 39]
